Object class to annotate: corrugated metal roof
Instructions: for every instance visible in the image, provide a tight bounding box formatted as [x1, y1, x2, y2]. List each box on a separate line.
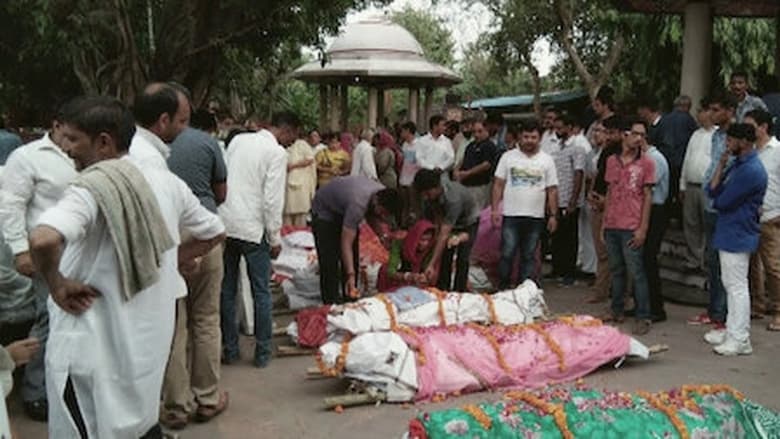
[464, 90, 589, 109]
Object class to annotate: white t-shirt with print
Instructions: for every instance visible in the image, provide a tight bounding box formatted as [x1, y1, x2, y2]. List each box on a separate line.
[494, 149, 558, 218]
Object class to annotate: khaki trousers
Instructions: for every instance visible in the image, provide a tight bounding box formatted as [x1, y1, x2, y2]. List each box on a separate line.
[284, 213, 308, 227]
[748, 220, 780, 316]
[162, 244, 224, 416]
[590, 207, 611, 300]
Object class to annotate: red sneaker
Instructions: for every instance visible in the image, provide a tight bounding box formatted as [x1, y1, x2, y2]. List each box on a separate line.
[687, 313, 712, 325]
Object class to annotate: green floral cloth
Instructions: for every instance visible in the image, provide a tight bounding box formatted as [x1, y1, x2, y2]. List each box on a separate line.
[409, 387, 779, 439]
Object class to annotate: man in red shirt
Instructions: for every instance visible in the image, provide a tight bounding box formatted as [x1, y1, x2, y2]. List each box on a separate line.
[601, 117, 656, 335]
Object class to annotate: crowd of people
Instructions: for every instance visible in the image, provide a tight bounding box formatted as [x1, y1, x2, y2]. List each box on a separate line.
[0, 70, 777, 438]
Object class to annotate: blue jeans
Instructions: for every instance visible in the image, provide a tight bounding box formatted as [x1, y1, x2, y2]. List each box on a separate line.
[499, 216, 545, 289]
[605, 229, 650, 320]
[704, 210, 727, 323]
[22, 277, 49, 402]
[221, 237, 272, 365]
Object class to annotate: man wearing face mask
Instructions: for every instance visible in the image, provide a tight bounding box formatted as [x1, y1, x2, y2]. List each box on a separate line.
[704, 123, 767, 356]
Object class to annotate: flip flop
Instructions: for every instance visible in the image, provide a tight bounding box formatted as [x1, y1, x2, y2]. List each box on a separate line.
[195, 391, 229, 423]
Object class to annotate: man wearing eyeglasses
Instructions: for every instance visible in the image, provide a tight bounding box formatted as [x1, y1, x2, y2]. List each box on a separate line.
[601, 117, 656, 336]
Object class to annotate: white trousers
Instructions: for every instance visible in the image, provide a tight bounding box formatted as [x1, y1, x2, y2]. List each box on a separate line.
[578, 207, 597, 274]
[720, 251, 751, 343]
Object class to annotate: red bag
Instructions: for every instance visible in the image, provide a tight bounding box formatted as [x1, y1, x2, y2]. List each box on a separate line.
[295, 305, 331, 348]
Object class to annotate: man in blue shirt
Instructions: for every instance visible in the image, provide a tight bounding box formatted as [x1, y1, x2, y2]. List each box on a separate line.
[688, 93, 736, 328]
[704, 123, 767, 356]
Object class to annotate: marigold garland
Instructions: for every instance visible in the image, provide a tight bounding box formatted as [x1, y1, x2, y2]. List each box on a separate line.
[426, 287, 448, 326]
[481, 293, 498, 324]
[376, 293, 398, 329]
[467, 323, 514, 375]
[680, 384, 744, 401]
[315, 334, 352, 377]
[558, 315, 603, 328]
[527, 323, 567, 372]
[462, 404, 492, 430]
[504, 391, 573, 439]
[395, 324, 427, 365]
[638, 391, 689, 439]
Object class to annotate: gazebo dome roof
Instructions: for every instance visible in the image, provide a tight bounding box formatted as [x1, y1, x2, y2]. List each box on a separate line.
[292, 17, 461, 88]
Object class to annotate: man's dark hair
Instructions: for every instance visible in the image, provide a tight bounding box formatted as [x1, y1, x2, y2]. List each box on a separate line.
[745, 109, 774, 133]
[699, 96, 712, 110]
[727, 123, 757, 143]
[446, 119, 460, 131]
[308, 128, 320, 137]
[506, 123, 521, 137]
[595, 86, 615, 110]
[413, 168, 442, 192]
[191, 109, 217, 132]
[626, 116, 648, 132]
[375, 188, 401, 218]
[558, 113, 576, 126]
[321, 131, 340, 144]
[429, 114, 445, 130]
[133, 83, 180, 128]
[271, 111, 300, 129]
[61, 96, 136, 151]
[731, 71, 748, 81]
[520, 119, 543, 135]
[400, 121, 416, 134]
[709, 91, 738, 110]
[167, 81, 192, 102]
[486, 112, 504, 125]
[602, 114, 622, 131]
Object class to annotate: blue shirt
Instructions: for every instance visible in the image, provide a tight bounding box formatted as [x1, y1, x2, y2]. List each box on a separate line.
[0, 129, 22, 165]
[647, 146, 669, 205]
[707, 151, 767, 253]
[703, 128, 731, 212]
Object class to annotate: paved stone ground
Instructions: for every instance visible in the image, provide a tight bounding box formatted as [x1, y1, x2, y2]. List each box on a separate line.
[9, 280, 780, 438]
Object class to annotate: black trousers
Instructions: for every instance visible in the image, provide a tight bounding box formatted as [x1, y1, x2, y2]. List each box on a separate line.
[644, 204, 669, 317]
[64, 377, 162, 439]
[437, 222, 479, 292]
[312, 216, 359, 304]
[551, 208, 579, 278]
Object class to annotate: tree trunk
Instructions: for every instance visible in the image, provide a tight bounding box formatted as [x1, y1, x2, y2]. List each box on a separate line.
[523, 59, 543, 119]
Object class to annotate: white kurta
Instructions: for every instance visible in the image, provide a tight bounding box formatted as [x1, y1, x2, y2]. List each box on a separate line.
[37, 155, 224, 439]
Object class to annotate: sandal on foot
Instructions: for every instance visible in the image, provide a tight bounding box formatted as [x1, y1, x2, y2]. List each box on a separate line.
[194, 391, 229, 423]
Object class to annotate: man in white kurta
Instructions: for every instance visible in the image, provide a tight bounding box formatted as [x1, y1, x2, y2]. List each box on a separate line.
[35, 152, 224, 438]
[350, 129, 378, 180]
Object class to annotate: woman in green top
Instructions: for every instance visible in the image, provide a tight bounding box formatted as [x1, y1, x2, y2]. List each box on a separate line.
[377, 220, 436, 291]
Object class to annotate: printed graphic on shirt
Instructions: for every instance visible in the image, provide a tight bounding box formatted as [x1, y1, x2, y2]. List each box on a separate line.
[509, 166, 543, 187]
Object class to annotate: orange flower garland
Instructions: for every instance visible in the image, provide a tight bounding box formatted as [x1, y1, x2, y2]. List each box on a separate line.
[395, 324, 427, 365]
[467, 323, 514, 375]
[638, 391, 689, 439]
[504, 391, 573, 439]
[426, 287, 448, 326]
[558, 315, 603, 328]
[462, 404, 492, 430]
[315, 334, 353, 377]
[680, 384, 744, 401]
[376, 293, 398, 329]
[527, 324, 567, 372]
[481, 293, 498, 324]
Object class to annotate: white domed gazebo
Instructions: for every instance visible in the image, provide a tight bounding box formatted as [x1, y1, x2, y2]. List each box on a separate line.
[292, 17, 461, 131]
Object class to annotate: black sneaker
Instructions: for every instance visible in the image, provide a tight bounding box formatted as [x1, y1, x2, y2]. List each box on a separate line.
[24, 399, 48, 422]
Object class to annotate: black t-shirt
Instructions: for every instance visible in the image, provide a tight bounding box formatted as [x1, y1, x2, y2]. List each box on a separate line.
[460, 139, 498, 186]
[593, 144, 621, 195]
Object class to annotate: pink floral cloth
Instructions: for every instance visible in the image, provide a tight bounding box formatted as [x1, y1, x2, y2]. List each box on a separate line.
[401, 316, 630, 401]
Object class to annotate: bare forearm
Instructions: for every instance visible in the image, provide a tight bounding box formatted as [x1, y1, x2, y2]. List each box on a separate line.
[492, 180, 505, 213]
[340, 228, 357, 275]
[546, 187, 559, 216]
[179, 233, 226, 262]
[430, 225, 453, 268]
[639, 188, 652, 233]
[29, 226, 64, 289]
[570, 171, 584, 206]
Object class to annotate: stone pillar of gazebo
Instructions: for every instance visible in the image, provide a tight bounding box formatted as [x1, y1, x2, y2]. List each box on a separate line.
[319, 85, 328, 131]
[329, 85, 341, 132]
[367, 87, 379, 128]
[377, 88, 385, 128]
[339, 85, 349, 132]
[679, 2, 713, 113]
[423, 87, 434, 126]
[408, 88, 419, 129]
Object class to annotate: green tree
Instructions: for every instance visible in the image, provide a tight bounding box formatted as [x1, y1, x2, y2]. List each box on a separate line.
[390, 6, 456, 68]
[0, 0, 388, 122]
